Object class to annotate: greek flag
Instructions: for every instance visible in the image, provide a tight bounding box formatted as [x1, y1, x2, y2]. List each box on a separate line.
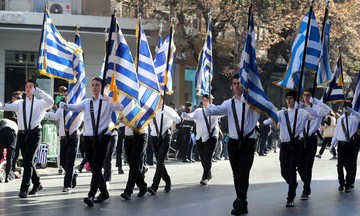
[322, 55, 345, 103]
[274, 11, 322, 92]
[352, 71, 360, 132]
[154, 27, 176, 94]
[36, 144, 48, 164]
[103, 16, 142, 126]
[317, 8, 331, 85]
[195, 19, 213, 96]
[239, 10, 278, 126]
[132, 23, 161, 131]
[64, 34, 86, 134]
[154, 32, 162, 61]
[37, 10, 81, 83]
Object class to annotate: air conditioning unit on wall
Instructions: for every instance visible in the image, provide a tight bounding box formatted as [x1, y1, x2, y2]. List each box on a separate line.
[5, 0, 33, 12]
[49, 1, 71, 14]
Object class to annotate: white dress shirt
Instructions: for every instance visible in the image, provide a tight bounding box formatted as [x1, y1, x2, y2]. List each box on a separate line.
[331, 110, 360, 146]
[2, 90, 54, 130]
[302, 98, 331, 137]
[46, 108, 82, 136]
[149, 105, 180, 137]
[206, 95, 260, 140]
[264, 106, 318, 142]
[183, 104, 221, 142]
[65, 98, 123, 136]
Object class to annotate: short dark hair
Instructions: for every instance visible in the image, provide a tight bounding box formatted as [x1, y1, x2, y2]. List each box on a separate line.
[285, 90, 297, 100]
[232, 73, 239, 80]
[92, 77, 103, 83]
[203, 94, 209, 99]
[345, 101, 352, 109]
[59, 86, 67, 93]
[303, 88, 313, 95]
[25, 79, 35, 86]
[185, 102, 192, 107]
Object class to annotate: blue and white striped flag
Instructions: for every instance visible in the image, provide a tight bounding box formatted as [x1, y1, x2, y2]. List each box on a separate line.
[239, 10, 278, 126]
[352, 71, 360, 132]
[36, 144, 48, 164]
[103, 16, 142, 126]
[317, 7, 331, 86]
[132, 22, 161, 131]
[274, 11, 322, 92]
[153, 32, 162, 61]
[64, 33, 86, 133]
[322, 55, 345, 103]
[37, 10, 81, 83]
[195, 19, 213, 96]
[154, 27, 176, 94]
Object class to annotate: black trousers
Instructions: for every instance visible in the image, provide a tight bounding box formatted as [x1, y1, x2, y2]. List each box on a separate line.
[151, 133, 171, 189]
[0, 127, 16, 179]
[228, 138, 255, 204]
[18, 128, 42, 192]
[351, 135, 360, 185]
[337, 141, 356, 188]
[197, 137, 217, 180]
[60, 136, 79, 188]
[318, 137, 332, 156]
[103, 133, 117, 182]
[84, 135, 111, 198]
[146, 135, 154, 165]
[298, 135, 317, 194]
[180, 128, 193, 160]
[279, 140, 301, 201]
[116, 127, 125, 169]
[124, 133, 147, 194]
[258, 134, 268, 155]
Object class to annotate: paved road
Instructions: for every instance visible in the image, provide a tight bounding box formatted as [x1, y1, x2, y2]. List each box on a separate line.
[1, 148, 360, 216]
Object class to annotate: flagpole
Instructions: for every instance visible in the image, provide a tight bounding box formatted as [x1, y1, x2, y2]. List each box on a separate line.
[135, 8, 141, 72]
[292, 0, 314, 141]
[207, 11, 212, 135]
[95, 8, 116, 141]
[305, 1, 329, 143]
[338, 46, 350, 140]
[27, 2, 48, 141]
[159, 17, 175, 137]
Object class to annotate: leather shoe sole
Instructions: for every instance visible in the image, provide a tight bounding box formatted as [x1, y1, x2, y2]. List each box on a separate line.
[147, 187, 157, 195]
[29, 184, 43, 195]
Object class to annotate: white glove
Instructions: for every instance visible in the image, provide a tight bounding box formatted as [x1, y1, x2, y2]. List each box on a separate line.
[31, 87, 42, 95]
[99, 93, 110, 102]
[110, 101, 124, 111]
[0, 102, 3, 109]
[44, 113, 50, 119]
[205, 109, 211, 116]
[59, 102, 67, 109]
[295, 101, 304, 109]
[309, 97, 315, 104]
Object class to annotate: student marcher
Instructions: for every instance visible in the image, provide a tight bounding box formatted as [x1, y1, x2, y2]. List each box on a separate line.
[330, 101, 360, 192]
[45, 89, 82, 192]
[60, 77, 124, 206]
[263, 90, 318, 208]
[0, 118, 18, 182]
[182, 94, 222, 185]
[147, 97, 181, 195]
[298, 88, 331, 200]
[0, 79, 54, 198]
[205, 74, 260, 215]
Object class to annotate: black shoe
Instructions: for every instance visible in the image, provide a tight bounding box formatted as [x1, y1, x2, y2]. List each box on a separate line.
[94, 193, 110, 203]
[300, 193, 309, 200]
[350, 184, 355, 189]
[147, 187, 157, 195]
[191, 159, 196, 163]
[84, 197, 94, 207]
[164, 182, 171, 192]
[315, 154, 321, 159]
[338, 185, 344, 192]
[142, 167, 148, 175]
[241, 205, 248, 214]
[118, 168, 124, 174]
[232, 198, 242, 215]
[72, 173, 78, 188]
[138, 188, 147, 197]
[121, 192, 131, 200]
[286, 201, 294, 207]
[77, 165, 83, 173]
[200, 179, 209, 185]
[183, 159, 191, 163]
[18, 191, 28, 198]
[345, 187, 351, 193]
[29, 183, 43, 195]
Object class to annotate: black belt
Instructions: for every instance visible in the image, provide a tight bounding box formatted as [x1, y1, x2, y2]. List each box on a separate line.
[338, 141, 352, 145]
[18, 126, 40, 134]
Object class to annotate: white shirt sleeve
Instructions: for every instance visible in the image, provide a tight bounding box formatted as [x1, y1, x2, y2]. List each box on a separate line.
[46, 108, 63, 121]
[65, 100, 87, 111]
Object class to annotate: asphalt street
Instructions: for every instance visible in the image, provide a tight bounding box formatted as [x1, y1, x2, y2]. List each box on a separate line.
[1, 148, 360, 216]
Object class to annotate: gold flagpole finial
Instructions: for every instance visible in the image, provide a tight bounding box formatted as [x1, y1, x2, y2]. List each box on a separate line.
[112, 8, 117, 15]
[337, 45, 341, 53]
[75, 25, 80, 35]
